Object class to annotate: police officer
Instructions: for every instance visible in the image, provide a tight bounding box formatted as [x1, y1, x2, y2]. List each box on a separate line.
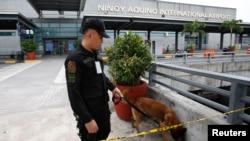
[64, 18, 122, 141]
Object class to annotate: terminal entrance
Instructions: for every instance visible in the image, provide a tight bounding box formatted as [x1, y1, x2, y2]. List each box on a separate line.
[44, 38, 76, 55]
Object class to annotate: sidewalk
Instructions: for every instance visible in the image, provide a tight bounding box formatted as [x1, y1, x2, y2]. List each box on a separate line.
[0, 56, 163, 141]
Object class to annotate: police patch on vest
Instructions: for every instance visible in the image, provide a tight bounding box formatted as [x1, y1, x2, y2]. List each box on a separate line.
[67, 61, 76, 83]
[67, 61, 76, 73]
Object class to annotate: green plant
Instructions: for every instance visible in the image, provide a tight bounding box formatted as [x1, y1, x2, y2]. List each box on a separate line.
[21, 39, 38, 52]
[73, 39, 81, 48]
[228, 45, 236, 51]
[185, 44, 195, 51]
[104, 31, 153, 86]
[220, 19, 243, 47]
[182, 20, 206, 50]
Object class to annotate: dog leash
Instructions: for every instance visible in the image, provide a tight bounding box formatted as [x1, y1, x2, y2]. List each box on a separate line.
[112, 94, 160, 126]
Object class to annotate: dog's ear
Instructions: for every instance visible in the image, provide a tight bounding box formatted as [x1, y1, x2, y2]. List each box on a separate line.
[183, 127, 187, 133]
[172, 127, 187, 140]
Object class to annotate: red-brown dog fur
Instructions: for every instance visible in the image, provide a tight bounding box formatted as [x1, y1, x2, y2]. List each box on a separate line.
[131, 97, 186, 141]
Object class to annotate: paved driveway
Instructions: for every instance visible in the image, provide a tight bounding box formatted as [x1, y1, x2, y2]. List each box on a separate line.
[0, 55, 163, 141]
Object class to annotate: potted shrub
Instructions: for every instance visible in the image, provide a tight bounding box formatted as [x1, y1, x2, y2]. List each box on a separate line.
[185, 45, 195, 52]
[228, 45, 236, 52]
[21, 39, 38, 60]
[185, 44, 195, 56]
[104, 31, 153, 121]
[73, 39, 81, 48]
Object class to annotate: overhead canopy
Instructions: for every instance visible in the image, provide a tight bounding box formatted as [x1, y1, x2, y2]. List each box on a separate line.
[81, 15, 250, 50]
[0, 12, 37, 30]
[82, 15, 250, 34]
[27, 0, 86, 17]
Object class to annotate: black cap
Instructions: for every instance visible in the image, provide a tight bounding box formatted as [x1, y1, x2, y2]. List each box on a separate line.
[81, 18, 110, 38]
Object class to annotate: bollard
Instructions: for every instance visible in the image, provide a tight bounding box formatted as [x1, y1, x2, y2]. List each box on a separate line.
[247, 46, 250, 54]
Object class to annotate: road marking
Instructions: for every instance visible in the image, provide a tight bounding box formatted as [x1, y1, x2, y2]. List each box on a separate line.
[0, 61, 41, 82]
[54, 65, 66, 83]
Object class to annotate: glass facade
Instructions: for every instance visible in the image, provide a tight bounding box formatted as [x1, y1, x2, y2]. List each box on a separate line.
[0, 32, 16, 36]
[31, 19, 82, 55]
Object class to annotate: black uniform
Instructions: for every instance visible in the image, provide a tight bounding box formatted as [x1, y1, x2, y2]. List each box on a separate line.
[64, 45, 115, 141]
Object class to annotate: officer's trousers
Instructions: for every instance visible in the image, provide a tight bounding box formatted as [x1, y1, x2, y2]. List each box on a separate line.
[77, 109, 111, 141]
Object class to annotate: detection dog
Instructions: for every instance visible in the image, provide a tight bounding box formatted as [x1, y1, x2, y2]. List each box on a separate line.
[131, 97, 186, 141]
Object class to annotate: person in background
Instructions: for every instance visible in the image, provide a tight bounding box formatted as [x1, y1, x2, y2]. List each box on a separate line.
[64, 18, 122, 141]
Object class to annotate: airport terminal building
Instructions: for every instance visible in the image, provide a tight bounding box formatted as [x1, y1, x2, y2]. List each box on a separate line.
[0, 0, 250, 56]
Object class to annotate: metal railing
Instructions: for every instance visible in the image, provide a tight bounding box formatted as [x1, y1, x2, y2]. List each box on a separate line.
[148, 62, 250, 124]
[154, 50, 250, 64]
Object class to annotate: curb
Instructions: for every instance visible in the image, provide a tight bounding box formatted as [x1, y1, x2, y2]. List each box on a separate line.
[0, 60, 39, 64]
[24, 60, 39, 63]
[3, 60, 16, 64]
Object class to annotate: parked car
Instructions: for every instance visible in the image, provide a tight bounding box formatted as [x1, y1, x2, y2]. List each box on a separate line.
[174, 50, 187, 57]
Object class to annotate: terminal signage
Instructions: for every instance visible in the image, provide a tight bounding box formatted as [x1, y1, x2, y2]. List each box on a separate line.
[98, 5, 232, 20]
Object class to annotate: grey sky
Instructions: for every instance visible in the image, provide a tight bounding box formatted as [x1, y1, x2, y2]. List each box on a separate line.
[162, 0, 250, 22]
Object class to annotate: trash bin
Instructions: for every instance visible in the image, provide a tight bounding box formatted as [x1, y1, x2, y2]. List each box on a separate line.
[16, 51, 24, 63]
[222, 48, 229, 55]
[10, 51, 15, 59]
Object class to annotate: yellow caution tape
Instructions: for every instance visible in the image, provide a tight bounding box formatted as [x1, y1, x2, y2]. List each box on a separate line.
[100, 107, 250, 141]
